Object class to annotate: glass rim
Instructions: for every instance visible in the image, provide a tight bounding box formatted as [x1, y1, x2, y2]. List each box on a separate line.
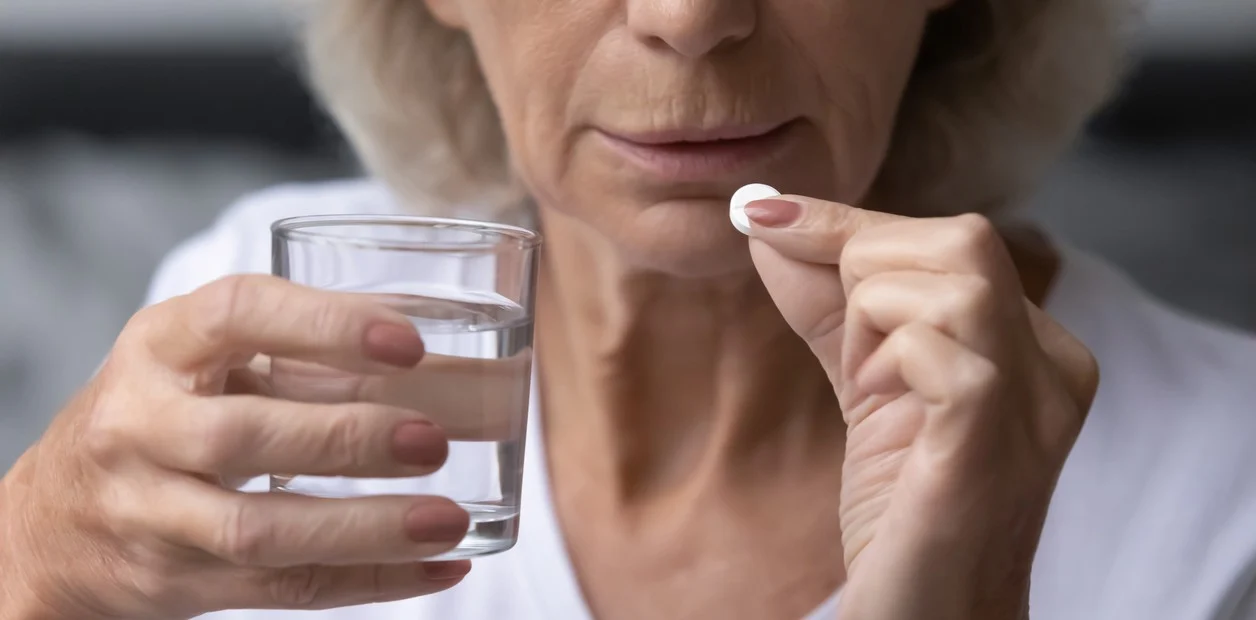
[271, 214, 543, 253]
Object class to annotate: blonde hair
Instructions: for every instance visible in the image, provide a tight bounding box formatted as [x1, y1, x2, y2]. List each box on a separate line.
[304, 0, 1134, 220]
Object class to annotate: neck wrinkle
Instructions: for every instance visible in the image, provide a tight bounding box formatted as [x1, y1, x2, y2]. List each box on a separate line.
[534, 208, 840, 509]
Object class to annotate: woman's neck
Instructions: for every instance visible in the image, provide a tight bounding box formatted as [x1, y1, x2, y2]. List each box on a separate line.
[534, 210, 842, 507]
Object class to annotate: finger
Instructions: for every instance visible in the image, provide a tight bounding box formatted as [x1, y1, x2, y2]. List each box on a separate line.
[122, 275, 425, 379]
[853, 323, 1001, 454]
[744, 196, 1015, 282]
[854, 312, 1092, 461]
[139, 395, 448, 478]
[224, 560, 471, 610]
[159, 484, 471, 567]
[836, 213, 1023, 299]
[224, 362, 274, 397]
[1025, 306, 1100, 413]
[743, 195, 903, 265]
[842, 271, 1014, 382]
[1021, 306, 1098, 455]
[748, 240, 847, 361]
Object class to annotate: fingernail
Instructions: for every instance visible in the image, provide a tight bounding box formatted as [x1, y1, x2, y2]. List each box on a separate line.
[364, 323, 425, 367]
[422, 560, 472, 580]
[405, 501, 470, 544]
[392, 422, 448, 468]
[744, 199, 802, 228]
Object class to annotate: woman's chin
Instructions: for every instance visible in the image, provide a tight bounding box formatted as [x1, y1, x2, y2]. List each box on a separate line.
[614, 204, 758, 278]
[540, 195, 760, 277]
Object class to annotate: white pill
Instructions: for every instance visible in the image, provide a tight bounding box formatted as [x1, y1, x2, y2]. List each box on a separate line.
[729, 183, 781, 235]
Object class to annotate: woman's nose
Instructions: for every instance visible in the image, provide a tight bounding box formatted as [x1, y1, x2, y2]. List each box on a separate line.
[627, 0, 756, 58]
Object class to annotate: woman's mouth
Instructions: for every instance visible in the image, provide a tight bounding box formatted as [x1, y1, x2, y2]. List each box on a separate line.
[596, 120, 801, 183]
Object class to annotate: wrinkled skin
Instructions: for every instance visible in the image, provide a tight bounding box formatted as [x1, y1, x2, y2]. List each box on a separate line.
[1, 277, 475, 618]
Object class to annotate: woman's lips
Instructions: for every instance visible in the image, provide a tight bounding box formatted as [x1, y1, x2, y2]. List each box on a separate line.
[596, 120, 799, 182]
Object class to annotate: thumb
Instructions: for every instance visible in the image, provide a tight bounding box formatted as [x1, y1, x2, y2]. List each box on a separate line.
[746, 194, 902, 375]
[748, 237, 847, 377]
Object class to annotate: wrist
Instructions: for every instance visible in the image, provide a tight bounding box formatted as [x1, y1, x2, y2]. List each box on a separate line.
[1, 465, 74, 620]
[0, 539, 111, 620]
[1, 589, 67, 620]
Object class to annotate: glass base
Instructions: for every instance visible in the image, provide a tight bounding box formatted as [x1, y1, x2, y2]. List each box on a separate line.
[270, 476, 519, 559]
[428, 505, 519, 560]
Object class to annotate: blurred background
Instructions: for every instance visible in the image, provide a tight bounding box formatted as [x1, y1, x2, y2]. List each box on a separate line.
[1, 0, 1254, 466]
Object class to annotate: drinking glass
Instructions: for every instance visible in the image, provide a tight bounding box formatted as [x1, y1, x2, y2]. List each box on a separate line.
[269, 214, 541, 559]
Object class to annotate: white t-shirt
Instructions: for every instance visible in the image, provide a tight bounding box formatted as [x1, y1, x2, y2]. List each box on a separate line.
[145, 180, 1256, 620]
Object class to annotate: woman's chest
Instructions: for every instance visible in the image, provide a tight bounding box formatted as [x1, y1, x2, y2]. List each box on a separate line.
[552, 469, 847, 620]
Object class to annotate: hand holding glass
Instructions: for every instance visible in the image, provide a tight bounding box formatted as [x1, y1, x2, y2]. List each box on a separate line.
[270, 215, 541, 560]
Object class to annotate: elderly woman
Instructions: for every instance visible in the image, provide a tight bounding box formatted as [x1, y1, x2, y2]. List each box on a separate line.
[7, 0, 1256, 618]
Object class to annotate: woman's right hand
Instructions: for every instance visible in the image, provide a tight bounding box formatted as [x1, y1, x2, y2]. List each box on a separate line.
[1, 275, 473, 620]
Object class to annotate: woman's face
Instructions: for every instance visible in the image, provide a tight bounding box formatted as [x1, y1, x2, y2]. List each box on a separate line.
[427, 0, 948, 276]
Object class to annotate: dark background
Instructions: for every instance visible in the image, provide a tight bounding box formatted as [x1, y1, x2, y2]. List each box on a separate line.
[2, 0, 1254, 466]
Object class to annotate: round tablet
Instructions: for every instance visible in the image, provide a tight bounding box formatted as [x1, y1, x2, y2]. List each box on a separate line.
[729, 183, 781, 235]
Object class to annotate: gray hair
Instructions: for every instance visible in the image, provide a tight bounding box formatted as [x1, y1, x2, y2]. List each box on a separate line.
[304, 0, 1134, 221]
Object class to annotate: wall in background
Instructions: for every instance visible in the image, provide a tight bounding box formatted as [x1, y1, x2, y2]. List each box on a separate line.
[0, 0, 298, 50]
[3, 0, 1253, 54]
[1140, 0, 1256, 56]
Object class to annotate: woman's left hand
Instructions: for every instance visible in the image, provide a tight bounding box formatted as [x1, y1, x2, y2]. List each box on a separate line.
[746, 196, 1099, 620]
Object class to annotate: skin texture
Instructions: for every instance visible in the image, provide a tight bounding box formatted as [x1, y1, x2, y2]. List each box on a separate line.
[1, 0, 1099, 618]
[426, 0, 949, 277]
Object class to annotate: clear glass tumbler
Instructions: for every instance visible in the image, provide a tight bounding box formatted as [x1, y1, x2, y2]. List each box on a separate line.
[269, 214, 541, 559]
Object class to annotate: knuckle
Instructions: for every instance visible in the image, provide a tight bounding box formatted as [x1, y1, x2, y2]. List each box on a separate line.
[129, 566, 174, 604]
[191, 275, 260, 346]
[953, 355, 1001, 402]
[268, 565, 335, 608]
[802, 307, 846, 344]
[81, 386, 139, 466]
[1070, 346, 1101, 408]
[1080, 349, 1100, 393]
[844, 282, 872, 317]
[842, 280, 881, 332]
[815, 204, 855, 239]
[947, 213, 1000, 255]
[944, 277, 997, 322]
[120, 550, 184, 604]
[118, 305, 153, 343]
[96, 476, 148, 535]
[838, 234, 869, 275]
[886, 323, 922, 355]
[188, 402, 246, 472]
[218, 498, 272, 566]
[320, 407, 376, 471]
[115, 305, 167, 360]
[82, 415, 126, 467]
[307, 298, 355, 343]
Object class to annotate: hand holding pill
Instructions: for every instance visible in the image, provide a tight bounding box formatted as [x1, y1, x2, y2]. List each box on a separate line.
[735, 186, 1099, 620]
